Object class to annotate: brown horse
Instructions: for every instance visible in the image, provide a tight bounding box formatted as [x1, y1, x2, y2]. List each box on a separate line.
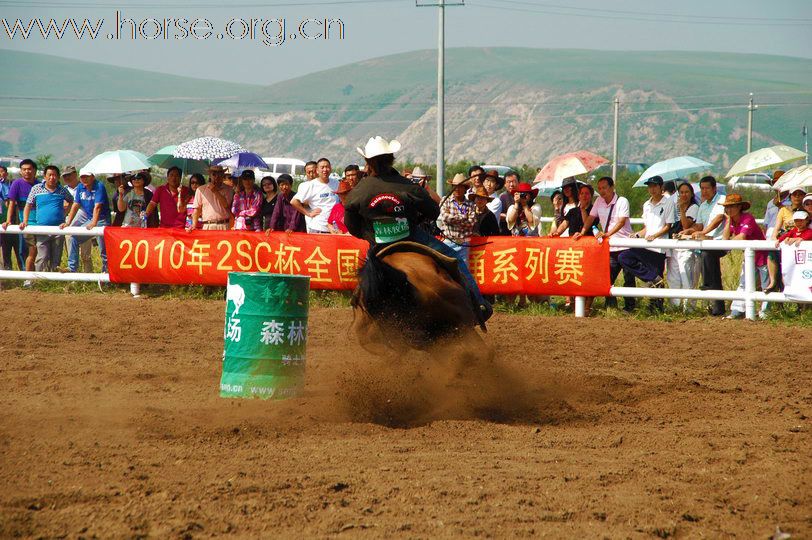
[351, 241, 488, 357]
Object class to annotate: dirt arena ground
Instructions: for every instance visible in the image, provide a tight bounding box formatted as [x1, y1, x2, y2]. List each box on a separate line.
[0, 290, 809, 538]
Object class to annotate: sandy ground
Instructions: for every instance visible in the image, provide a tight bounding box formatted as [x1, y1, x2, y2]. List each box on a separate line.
[0, 290, 809, 538]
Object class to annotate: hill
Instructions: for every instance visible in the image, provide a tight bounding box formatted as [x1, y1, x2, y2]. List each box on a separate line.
[2, 48, 810, 170]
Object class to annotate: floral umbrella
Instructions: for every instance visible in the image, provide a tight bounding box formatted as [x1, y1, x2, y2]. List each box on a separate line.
[173, 137, 244, 161]
[533, 150, 609, 194]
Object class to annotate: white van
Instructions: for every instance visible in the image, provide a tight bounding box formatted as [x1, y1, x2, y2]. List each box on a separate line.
[260, 157, 307, 180]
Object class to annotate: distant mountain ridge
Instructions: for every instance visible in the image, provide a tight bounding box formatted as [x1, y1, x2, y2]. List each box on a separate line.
[2, 48, 810, 170]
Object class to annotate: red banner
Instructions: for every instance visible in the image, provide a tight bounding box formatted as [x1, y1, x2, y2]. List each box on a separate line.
[104, 228, 610, 295]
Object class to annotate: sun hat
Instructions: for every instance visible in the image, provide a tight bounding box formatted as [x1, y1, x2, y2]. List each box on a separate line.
[79, 168, 93, 177]
[483, 169, 505, 190]
[132, 171, 151, 186]
[803, 194, 812, 205]
[467, 186, 494, 202]
[720, 193, 751, 211]
[510, 182, 539, 200]
[411, 166, 429, 179]
[449, 173, 470, 186]
[333, 180, 353, 195]
[61, 165, 76, 177]
[356, 136, 401, 159]
[792, 210, 809, 220]
[790, 187, 807, 196]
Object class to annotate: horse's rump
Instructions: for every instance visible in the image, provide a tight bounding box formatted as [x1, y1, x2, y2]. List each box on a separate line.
[353, 242, 477, 348]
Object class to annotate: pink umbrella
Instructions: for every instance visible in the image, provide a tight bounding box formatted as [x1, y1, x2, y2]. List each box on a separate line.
[534, 151, 609, 185]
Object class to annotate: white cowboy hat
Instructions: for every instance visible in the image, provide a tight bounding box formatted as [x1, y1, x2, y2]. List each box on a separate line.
[356, 136, 401, 159]
[411, 166, 429, 178]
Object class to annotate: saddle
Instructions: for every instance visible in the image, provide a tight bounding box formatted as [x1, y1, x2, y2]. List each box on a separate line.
[376, 241, 463, 284]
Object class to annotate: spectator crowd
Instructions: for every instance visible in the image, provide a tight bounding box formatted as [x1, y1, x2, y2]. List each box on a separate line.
[0, 156, 809, 318]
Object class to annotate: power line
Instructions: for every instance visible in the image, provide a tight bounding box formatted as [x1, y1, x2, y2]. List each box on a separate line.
[0, 0, 405, 7]
[486, 0, 812, 23]
[468, 1, 812, 26]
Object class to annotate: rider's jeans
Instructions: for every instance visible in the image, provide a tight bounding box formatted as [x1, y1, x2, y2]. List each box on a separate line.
[411, 229, 489, 309]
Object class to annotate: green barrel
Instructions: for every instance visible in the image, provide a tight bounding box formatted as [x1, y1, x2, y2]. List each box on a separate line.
[220, 272, 310, 399]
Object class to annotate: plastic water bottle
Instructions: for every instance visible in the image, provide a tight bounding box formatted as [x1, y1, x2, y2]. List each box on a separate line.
[140, 211, 147, 228]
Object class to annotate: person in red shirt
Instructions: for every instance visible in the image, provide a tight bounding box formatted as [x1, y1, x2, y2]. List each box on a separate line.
[776, 210, 812, 246]
[327, 180, 352, 234]
[145, 167, 191, 228]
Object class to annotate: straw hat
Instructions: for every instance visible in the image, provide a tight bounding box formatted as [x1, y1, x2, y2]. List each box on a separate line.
[720, 193, 751, 211]
[411, 166, 429, 179]
[467, 186, 494, 202]
[448, 173, 470, 186]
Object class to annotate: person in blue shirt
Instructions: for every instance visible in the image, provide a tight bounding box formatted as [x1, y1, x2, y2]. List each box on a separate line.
[2, 158, 40, 281]
[0, 165, 23, 270]
[20, 165, 73, 272]
[61, 170, 111, 273]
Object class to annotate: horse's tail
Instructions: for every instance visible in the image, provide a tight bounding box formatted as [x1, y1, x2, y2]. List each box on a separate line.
[352, 246, 414, 318]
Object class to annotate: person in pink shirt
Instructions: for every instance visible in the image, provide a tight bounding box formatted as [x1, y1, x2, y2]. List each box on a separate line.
[327, 180, 352, 234]
[231, 170, 262, 231]
[145, 166, 191, 228]
[722, 193, 769, 319]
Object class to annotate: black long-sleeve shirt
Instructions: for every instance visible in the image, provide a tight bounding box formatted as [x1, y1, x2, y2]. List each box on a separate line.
[344, 170, 439, 245]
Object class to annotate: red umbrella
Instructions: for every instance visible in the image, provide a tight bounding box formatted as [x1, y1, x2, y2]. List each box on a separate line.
[534, 151, 609, 185]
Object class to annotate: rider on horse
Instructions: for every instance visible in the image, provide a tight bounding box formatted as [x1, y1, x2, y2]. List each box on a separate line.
[343, 136, 493, 325]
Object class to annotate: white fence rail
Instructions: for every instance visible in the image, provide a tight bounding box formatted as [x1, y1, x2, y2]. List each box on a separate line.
[0, 227, 805, 321]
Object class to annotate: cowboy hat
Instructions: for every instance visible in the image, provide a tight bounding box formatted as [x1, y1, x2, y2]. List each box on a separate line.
[510, 182, 539, 200]
[411, 166, 429, 179]
[720, 193, 751, 211]
[467, 186, 494, 202]
[483, 169, 505, 190]
[333, 180, 353, 195]
[448, 173, 470, 186]
[356, 136, 401, 159]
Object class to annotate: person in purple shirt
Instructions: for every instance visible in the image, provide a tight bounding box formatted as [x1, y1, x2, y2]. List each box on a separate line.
[2, 159, 40, 282]
[721, 193, 769, 319]
[267, 174, 305, 233]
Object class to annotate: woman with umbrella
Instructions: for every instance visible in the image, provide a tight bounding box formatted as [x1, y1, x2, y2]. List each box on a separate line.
[231, 170, 262, 231]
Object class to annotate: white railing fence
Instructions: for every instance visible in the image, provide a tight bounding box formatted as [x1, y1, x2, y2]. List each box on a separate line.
[0, 226, 805, 320]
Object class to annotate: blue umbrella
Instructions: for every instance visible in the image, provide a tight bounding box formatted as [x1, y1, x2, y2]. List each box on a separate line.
[633, 156, 713, 187]
[212, 152, 269, 170]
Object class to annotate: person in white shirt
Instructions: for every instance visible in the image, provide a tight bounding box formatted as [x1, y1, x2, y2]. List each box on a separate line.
[669, 182, 702, 310]
[683, 176, 727, 316]
[618, 176, 675, 310]
[291, 157, 339, 233]
[574, 176, 636, 311]
[482, 170, 503, 221]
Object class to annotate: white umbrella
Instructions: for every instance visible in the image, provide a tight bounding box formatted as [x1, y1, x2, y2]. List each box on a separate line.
[772, 164, 812, 192]
[173, 137, 244, 161]
[725, 145, 807, 178]
[633, 156, 713, 187]
[82, 150, 151, 175]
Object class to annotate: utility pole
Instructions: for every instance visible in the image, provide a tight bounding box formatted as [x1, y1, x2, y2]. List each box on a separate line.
[803, 123, 809, 164]
[612, 97, 620, 181]
[417, 0, 463, 197]
[746, 93, 757, 154]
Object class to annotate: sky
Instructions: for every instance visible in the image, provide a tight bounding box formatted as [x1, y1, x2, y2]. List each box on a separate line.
[0, 0, 810, 84]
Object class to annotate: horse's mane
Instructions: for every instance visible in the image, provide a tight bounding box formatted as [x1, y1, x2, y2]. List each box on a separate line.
[352, 245, 415, 320]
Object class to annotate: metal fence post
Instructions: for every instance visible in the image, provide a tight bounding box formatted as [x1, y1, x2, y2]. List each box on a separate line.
[574, 296, 585, 317]
[744, 247, 756, 320]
